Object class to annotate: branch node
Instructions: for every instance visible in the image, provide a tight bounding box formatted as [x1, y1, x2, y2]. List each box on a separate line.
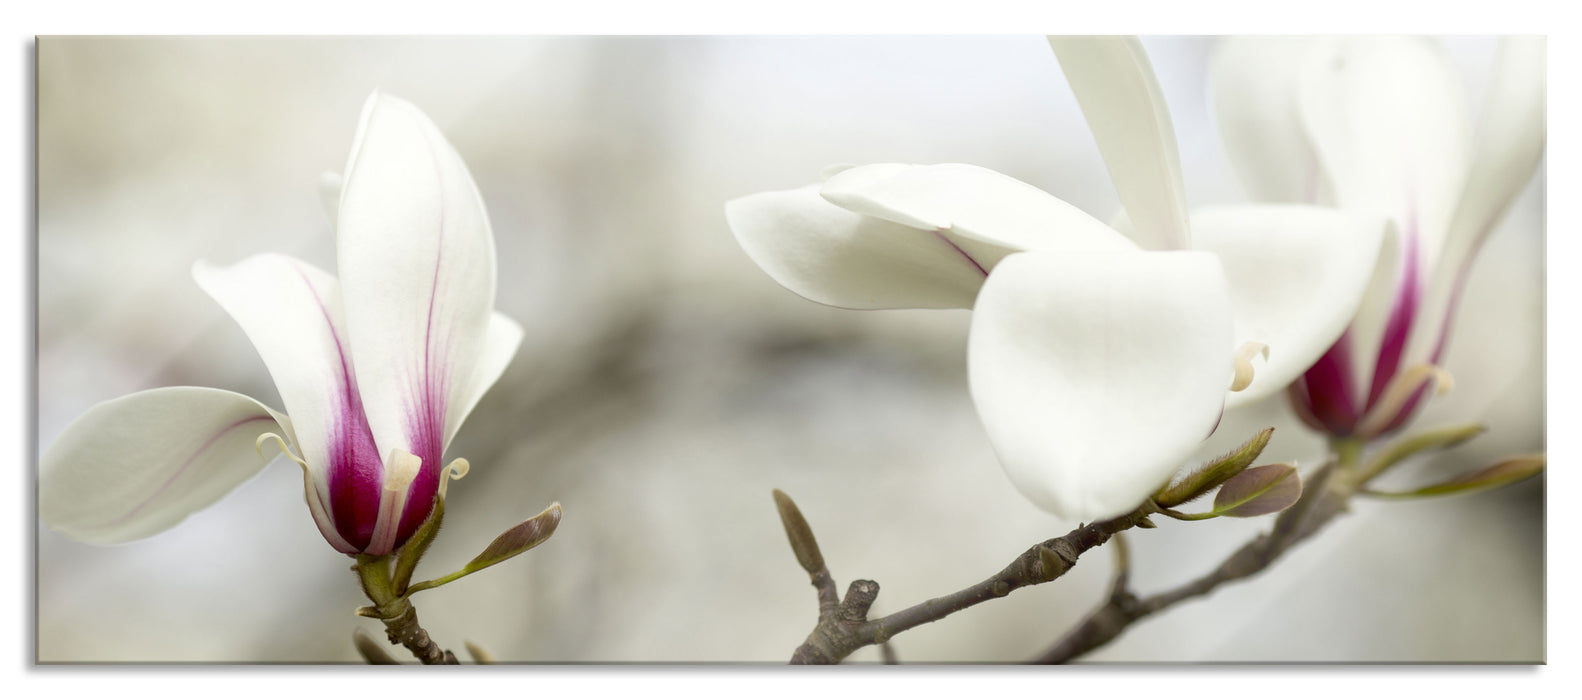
[841, 579, 880, 623]
[1037, 539, 1080, 582]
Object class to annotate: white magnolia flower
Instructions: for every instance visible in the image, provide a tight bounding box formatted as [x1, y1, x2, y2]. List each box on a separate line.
[727, 37, 1384, 522]
[41, 92, 524, 556]
[1211, 36, 1546, 439]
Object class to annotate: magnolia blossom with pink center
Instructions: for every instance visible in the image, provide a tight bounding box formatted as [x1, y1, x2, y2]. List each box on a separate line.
[41, 92, 524, 556]
[1210, 37, 1546, 439]
[727, 37, 1385, 522]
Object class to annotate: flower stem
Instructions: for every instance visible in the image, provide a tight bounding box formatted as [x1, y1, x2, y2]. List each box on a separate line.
[353, 555, 459, 665]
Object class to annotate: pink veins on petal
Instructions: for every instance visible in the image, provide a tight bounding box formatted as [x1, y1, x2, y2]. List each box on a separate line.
[1365, 211, 1422, 411]
[391, 127, 455, 546]
[931, 230, 989, 278]
[293, 264, 385, 551]
[95, 414, 277, 530]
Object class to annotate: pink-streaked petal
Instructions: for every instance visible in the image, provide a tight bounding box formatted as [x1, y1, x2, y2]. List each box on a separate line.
[1405, 36, 1547, 378]
[1191, 205, 1387, 408]
[337, 92, 499, 542]
[1284, 377, 1329, 434]
[1295, 333, 1362, 436]
[192, 253, 384, 550]
[41, 387, 287, 545]
[727, 183, 995, 310]
[820, 163, 1139, 255]
[1049, 36, 1191, 251]
[1365, 223, 1423, 409]
[968, 250, 1233, 522]
[1209, 37, 1332, 204]
[1300, 38, 1472, 370]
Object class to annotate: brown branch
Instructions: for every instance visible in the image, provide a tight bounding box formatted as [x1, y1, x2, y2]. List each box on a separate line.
[353, 555, 461, 665]
[774, 489, 1153, 664]
[1033, 460, 1351, 663]
[376, 600, 460, 665]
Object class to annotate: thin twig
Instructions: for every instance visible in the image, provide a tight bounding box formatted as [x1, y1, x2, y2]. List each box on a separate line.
[1033, 460, 1351, 663]
[775, 489, 1153, 664]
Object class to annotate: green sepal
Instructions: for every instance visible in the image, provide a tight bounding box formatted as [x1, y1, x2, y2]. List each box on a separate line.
[1362, 454, 1544, 500]
[392, 495, 446, 596]
[1358, 423, 1486, 484]
[1155, 427, 1274, 507]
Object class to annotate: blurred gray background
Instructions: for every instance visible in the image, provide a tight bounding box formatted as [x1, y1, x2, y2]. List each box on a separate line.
[36, 36, 1544, 663]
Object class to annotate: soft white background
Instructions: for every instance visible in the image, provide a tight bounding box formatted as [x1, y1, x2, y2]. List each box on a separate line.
[32, 34, 1544, 665]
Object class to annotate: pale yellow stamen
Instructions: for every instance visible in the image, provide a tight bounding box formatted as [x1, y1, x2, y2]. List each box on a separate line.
[255, 432, 308, 470]
[368, 448, 424, 555]
[1230, 341, 1271, 392]
[1357, 363, 1455, 437]
[384, 448, 424, 492]
[438, 458, 470, 499]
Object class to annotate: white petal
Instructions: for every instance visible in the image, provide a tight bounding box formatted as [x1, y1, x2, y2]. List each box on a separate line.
[1407, 36, 1547, 368]
[1209, 37, 1331, 204]
[444, 311, 524, 449]
[1335, 217, 1405, 405]
[1189, 205, 1387, 406]
[40, 387, 287, 544]
[1048, 36, 1191, 250]
[1447, 36, 1546, 255]
[336, 92, 498, 464]
[1299, 36, 1472, 276]
[820, 163, 1138, 254]
[968, 250, 1233, 522]
[318, 170, 343, 222]
[193, 253, 362, 495]
[726, 184, 992, 310]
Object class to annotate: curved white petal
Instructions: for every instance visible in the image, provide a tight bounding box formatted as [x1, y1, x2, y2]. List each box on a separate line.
[40, 387, 287, 544]
[1209, 37, 1331, 204]
[1299, 36, 1471, 276]
[445, 311, 524, 449]
[336, 92, 497, 467]
[820, 163, 1138, 254]
[193, 253, 365, 496]
[1406, 36, 1547, 368]
[1048, 36, 1191, 250]
[1189, 205, 1387, 406]
[1447, 36, 1546, 257]
[319, 170, 343, 222]
[726, 184, 992, 310]
[968, 250, 1233, 522]
[1334, 217, 1405, 406]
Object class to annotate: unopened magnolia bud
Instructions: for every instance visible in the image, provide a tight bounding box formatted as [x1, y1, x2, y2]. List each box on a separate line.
[1155, 428, 1275, 507]
[465, 502, 563, 572]
[772, 489, 826, 576]
[402, 502, 563, 597]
